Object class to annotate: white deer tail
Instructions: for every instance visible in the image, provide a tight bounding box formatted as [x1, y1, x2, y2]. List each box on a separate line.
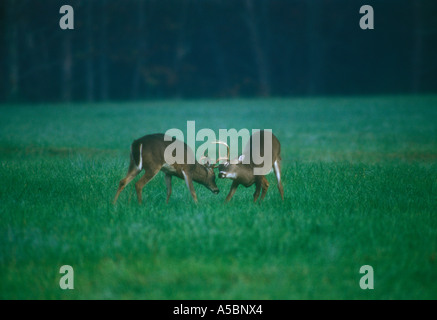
[137, 144, 143, 170]
[130, 143, 143, 171]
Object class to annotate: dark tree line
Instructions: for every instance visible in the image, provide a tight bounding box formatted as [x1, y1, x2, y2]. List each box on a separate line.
[1, 0, 436, 103]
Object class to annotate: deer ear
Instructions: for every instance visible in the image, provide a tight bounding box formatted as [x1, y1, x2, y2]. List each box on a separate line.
[199, 155, 211, 166]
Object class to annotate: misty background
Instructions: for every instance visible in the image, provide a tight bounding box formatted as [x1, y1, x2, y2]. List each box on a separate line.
[1, 0, 436, 103]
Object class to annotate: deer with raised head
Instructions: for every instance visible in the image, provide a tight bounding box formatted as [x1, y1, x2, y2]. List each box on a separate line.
[113, 133, 220, 205]
[216, 130, 284, 202]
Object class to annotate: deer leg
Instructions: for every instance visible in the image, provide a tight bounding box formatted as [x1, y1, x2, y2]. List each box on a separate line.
[225, 181, 239, 202]
[135, 167, 160, 204]
[113, 168, 141, 204]
[259, 176, 270, 202]
[182, 170, 198, 204]
[165, 174, 172, 203]
[255, 176, 269, 201]
[253, 179, 261, 203]
[273, 160, 284, 200]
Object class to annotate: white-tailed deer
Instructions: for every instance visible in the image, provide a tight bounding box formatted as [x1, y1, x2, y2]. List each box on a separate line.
[216, 130, 284, 202]
[113, 133, 220, 205]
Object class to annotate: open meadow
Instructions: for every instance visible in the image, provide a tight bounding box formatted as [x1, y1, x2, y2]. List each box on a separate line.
[1, 96, 436, 299]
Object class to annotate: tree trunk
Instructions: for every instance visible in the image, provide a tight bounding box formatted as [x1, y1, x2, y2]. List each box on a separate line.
[306, 0, 324, 95]
[99, 1, 109, 101]
[244, 0, 270, 96]
[411, 1, 423, 93]
[207, 20, 229, 96]
[86, 1, 95, 102]
[62, 32, 72, 102]
[7, 0, 19, 100]
[132, 0, 146, 100]
[173, 1, 190, 98]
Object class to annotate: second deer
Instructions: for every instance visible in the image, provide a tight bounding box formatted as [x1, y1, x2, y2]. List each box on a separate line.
[216, 130, 284, 202]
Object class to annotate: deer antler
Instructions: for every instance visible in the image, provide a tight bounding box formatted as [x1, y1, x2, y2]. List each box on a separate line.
[199, 155, 211, 165]
[211, 141, 230, 168]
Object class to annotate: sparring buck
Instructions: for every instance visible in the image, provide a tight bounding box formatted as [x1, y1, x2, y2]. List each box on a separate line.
[216, 130, 284, 202]
[113, 133, 220, 205]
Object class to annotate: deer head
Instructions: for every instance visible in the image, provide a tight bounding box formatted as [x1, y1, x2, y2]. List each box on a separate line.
[198, 156, 220, 194]
[211, 141, 242, 179]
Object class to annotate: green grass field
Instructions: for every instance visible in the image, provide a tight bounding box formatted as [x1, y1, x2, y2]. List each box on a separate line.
[1, 96, 436, 299]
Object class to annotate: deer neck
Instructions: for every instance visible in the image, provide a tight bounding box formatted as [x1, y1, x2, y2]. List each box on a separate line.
[236, 164, 256, 186]
[191, 162, 208, 184]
